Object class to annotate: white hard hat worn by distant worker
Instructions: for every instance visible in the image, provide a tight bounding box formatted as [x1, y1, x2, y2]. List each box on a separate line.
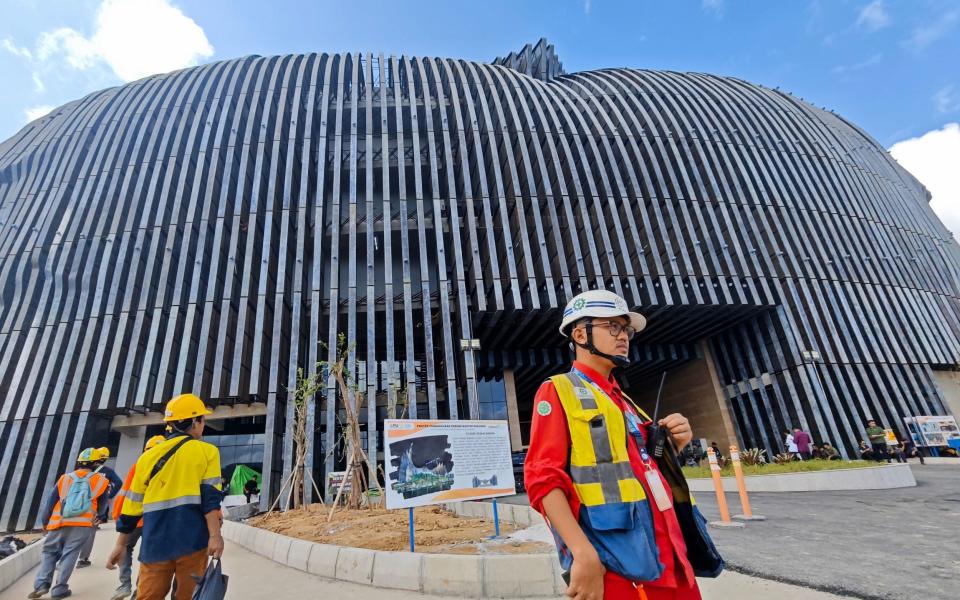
[560, 289, 647, 368]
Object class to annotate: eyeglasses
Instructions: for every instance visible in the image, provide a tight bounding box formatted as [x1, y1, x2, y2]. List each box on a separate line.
[578, 320, 637, 340]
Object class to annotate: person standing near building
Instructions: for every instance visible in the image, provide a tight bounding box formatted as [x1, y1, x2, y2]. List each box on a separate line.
[28, 448, 111, 599]
[865, 420, 890, 463]
[109, 435, 167, 600]
[524, 290, 719, 600]
[75, 446, 123, 569]
[106, 394, 224, 600]
[783, 429, 798, 459]
[793, 428, 813, 461]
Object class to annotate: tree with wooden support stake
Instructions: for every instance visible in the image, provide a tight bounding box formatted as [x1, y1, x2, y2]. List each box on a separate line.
[269, 365, 326, 512]
[325, 333, 384, 521]
[268, 334, 383, 514]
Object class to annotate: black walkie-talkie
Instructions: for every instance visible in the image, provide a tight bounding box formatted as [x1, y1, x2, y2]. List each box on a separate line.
[646, 371, 668, 459]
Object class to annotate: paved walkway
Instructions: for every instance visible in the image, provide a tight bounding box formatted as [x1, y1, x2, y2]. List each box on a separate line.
[2, 522, 851, 600]
[692, 465, 960, 600]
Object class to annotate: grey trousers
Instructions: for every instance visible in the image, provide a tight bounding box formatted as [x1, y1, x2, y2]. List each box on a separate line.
[34, 527, 93, 596]
[78, 522, 99, 559]
[119, 528, 142, 588]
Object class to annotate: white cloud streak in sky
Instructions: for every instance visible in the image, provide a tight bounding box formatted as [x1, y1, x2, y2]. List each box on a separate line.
[16, 0, 214, 83]
[934, 85, 960, 115]
[24, 105, 55, 122]
[903, 9, 960, 51]
[856, 1, 890, 32]
[890, 123, 960, 239]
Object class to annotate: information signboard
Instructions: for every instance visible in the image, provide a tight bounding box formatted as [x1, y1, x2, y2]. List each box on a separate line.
[383, 419, 515, 510]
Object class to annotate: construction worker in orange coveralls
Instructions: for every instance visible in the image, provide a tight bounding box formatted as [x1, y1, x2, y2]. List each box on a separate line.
[524, 290, 711, 600]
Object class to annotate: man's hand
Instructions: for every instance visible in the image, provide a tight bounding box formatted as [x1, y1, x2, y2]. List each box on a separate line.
[105, 543, 125, 570]
[566, 546, 605, 600]
[660, 413, 693, 450]
[208, 533, 224, 558]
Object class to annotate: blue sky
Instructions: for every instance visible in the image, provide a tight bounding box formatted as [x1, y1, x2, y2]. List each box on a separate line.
[2, 0, 958, 232]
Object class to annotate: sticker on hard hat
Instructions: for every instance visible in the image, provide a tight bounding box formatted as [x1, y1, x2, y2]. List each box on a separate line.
[537, 400, 552, 416]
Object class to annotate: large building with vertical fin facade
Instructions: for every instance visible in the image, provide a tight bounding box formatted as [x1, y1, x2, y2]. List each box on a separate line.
[1, 39, 958, 530]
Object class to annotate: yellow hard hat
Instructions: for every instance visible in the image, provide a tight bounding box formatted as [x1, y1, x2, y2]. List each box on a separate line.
[97, 447, 110, 458]
[78, 448, 101, 463]
[145, 435, 166, 451]
[163, 393, 212, 422]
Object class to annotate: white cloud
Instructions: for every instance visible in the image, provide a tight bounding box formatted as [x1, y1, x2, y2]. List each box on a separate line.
[831, 52, 882, 75]
[934, 85, 960, 114]
[702, 0, 723, 13]
[32, 73, 45, 93]
[904, 9, 959, 51]
[856, 1, 890, 32]
[37, 27, 99, 70]
[24, 105, 55, 122]
[889, 123, 960, 238]
[24, 0, 214, 82]
[2, 37, 33, 60]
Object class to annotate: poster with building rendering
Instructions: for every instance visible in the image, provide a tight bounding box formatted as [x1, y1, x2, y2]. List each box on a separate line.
[383, 419, 515, 510]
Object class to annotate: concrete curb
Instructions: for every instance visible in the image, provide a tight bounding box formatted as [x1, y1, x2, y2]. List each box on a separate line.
[442, 500, 540, 527]
[222, 519, 562, 598]
[687, 463, 916, 493]
[0, 539, 44, 593]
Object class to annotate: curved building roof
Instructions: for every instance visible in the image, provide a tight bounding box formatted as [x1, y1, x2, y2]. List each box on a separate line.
[0, 40, 957, 529]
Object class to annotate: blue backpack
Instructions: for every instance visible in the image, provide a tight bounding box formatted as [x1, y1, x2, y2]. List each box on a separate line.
[61, 471, 95, 518]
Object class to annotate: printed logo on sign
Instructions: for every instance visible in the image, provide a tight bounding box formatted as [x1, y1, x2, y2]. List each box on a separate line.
[537, 400, 552, 416]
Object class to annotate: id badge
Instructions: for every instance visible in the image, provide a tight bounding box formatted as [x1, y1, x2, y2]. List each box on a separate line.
[644, 469, 672, 512]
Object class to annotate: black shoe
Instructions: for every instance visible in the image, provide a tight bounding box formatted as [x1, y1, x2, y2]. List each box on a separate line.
[51, 591, 72, 600]
[75, 559, 91, 569]
[27, 587, 49, 599]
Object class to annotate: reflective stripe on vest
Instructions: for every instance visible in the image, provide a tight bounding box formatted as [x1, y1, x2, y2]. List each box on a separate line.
[48, 470, 109, 529]
[550, 372, 646, 506]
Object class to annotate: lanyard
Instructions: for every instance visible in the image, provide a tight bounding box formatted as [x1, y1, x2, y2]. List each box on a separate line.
[572, 368, 654, 470]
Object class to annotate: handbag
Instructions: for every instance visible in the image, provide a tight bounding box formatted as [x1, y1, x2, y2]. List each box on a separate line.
[655, 441, 725, 578]
[191, 559, 228, 600]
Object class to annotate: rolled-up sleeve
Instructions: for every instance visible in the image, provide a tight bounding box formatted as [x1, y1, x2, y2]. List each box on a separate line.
[118, 456, 147, 534]
[523, 381, 580, 518]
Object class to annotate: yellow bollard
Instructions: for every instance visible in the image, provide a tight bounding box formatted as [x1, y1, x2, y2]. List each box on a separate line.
[705, 448, 742, 528]
[729, 446, 766, 522]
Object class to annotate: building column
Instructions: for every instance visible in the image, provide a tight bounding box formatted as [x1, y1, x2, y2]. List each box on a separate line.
[503, 369, 523, 451]
[700, 341, 740, 448]
[114, 426, 146, 479]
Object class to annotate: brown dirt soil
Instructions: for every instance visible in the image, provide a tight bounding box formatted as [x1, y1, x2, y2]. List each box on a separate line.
[248, 505, 552, 554]
[8, 531, 43, 543]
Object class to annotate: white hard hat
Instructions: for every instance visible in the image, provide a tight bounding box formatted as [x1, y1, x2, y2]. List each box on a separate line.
[559, 290, 647, 337]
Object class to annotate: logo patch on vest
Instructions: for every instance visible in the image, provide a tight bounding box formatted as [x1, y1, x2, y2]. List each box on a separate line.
[537, 400, 552, 416]
[574, 386, 593, 399]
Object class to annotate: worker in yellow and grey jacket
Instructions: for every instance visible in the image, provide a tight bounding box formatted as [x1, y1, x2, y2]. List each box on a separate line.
[109, 434, 166, 600]
[106, 394, 223, 600]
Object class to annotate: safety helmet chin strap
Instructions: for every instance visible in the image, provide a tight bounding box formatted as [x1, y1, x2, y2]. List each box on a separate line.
[572, 322, 631, 369]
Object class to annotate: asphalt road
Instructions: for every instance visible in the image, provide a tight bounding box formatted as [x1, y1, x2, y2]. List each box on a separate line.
[692, 465, 960, 600]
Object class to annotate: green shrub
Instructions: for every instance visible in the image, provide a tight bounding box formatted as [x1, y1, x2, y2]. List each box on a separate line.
[739, 448, 767, 466]
[681, 458, 875, 479]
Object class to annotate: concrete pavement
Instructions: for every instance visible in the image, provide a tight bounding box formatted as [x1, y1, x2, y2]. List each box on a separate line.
[694, 465, 960, 600]
[1, 522, 852, 599]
